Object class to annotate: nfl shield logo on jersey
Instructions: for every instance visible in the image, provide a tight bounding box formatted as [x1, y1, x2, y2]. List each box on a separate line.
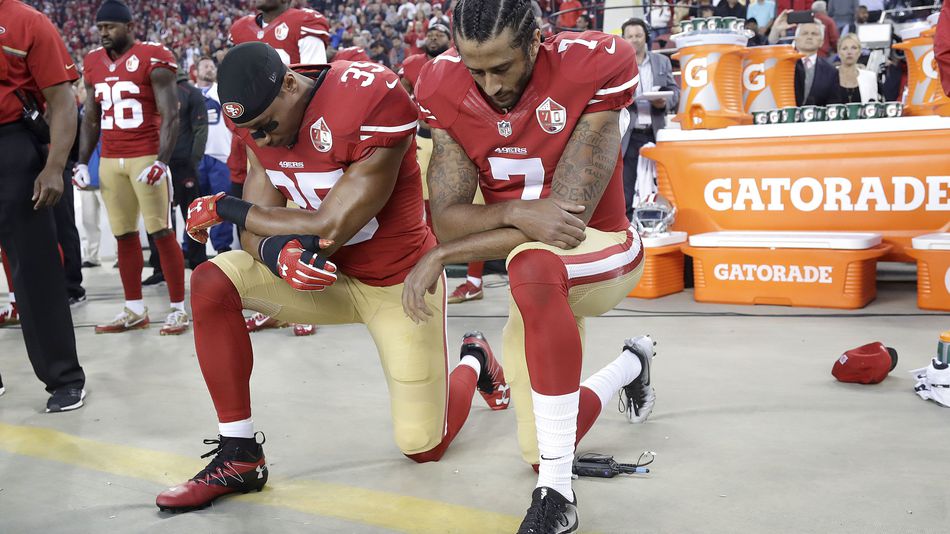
[310, 117, 333, 152]
[275, 22, 290, 41]
[497, 120, 512, 138]
[536, 97, 567, 134]
[125, 55, 139, 72]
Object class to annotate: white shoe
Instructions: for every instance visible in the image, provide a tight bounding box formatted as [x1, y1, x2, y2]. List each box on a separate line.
[620, 335, 656, 424]
[160, 309, 190, 336]
[95, 307, 149, 333]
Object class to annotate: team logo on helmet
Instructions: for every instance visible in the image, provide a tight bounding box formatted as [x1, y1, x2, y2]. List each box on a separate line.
[222, 102, 245, 119]
[310, 117, 332, 152]
[275, 22, 290, 41]
[536, 97, 567, 134]
[497, 120, 512, 138]
[126, 55, 139, 72]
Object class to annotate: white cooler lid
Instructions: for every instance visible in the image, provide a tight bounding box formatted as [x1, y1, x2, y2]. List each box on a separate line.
[912, 233, 950, 250]
[688, 231, 882, 249]
[642, 231, 688, 248]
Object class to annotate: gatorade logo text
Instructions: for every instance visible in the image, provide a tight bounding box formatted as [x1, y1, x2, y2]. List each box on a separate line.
[704, 176, 950, 212]
[714, 263, 833, 284]
[743, 63, 766, 92]
[923, 50, 939, 80]
[684, 58, 708, 88]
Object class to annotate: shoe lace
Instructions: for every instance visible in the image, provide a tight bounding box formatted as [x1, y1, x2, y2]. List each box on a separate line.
[192, 438, 229, 483]
[165, 310, 187, 326]
[523, 493, 559, 532]
[618, 387, 637, 415]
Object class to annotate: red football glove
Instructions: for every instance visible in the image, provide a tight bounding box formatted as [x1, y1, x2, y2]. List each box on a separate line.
[261, 235, 338, 291]
[136, 160, 171, 186]
[186, 192, 226, 244]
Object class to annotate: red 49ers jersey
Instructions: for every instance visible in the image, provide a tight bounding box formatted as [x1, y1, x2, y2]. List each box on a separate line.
[83, 42, 177, 158]
[230, 8, 330, 65]
[397, 53, 430, 89]
[416, 31, 637, 233]
[234, 62, 432, 286]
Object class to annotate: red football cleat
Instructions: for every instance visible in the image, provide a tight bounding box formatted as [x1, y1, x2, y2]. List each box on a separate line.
[0, 303, 18, 326]
[292, 323, 316, 336]
[461, 331, 510, 411]
[447, 280, 483, 304]
[156, 434, 268, 513]
[245, 312, 283, 332]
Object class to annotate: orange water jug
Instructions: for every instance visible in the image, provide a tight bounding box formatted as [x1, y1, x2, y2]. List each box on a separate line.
[672, 33, 750, 129]
[742, 45, 802, 113]
[894, 27, 950, 116]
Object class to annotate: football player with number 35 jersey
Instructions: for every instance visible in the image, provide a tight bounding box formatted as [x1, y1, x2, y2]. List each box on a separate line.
[404, 1, 657, 531]
[77, 0, 189, 336]
[155, 42, 511, 513]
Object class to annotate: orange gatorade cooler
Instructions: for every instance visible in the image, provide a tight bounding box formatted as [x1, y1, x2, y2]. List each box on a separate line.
[681, 231, 891, 309]
[894, 27, 950, 116]
[742, 45, 802, 113]
[629, 231, 687, 299]
[905, 233, 950, 310]
[672, 33, 750, 129]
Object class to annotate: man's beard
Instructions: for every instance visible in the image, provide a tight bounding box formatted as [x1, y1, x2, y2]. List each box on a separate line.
[426, 44, 449, 58]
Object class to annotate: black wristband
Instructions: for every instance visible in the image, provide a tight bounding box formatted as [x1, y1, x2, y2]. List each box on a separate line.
[216, 196, 253, 230]
[259, 235, 297, 277]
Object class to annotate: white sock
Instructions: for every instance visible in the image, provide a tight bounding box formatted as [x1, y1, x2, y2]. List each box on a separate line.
[170, 301, 185, 312]
[581, 348, 642, 411]
[219, 418, 254, 439]
[9, 292, 15, 303]
[466, 276, 482, 288]
[459, 355, 481, 376]
[125, 299, 146, 315]
[532, 390, 579, 501]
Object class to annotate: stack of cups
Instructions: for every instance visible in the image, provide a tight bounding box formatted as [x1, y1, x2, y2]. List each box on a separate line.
[751, 101, 904, 124]
[679, 17, 748, 35]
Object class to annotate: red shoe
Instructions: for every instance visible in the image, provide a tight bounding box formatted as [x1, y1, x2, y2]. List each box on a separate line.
[245, 312, 284, 332]
[0, 303, 18, 326]
[461, 331, 510, 410]
[447, 280, 483, 304]
[292, 324, 316, 336]
[156, 434, 268, 513]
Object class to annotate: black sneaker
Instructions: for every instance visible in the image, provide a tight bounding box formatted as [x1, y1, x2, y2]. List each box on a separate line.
[46, 388, 86, 413]
[68, 294, 87, 308]
[81, 260, 100, 268]
[156, 433, 267, 512]
[143, 272, 166, 286]
[619, 335, 656, 424]
[517, 487, 578, 533]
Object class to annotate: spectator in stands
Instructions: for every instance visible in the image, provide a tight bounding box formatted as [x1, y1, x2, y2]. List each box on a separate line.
[673, 1, 693, 29]
[839, 5, 869, 34]
[811, 1, 840, 56]
[405, 20, 426, 55]
[558, 0, 582, 29]
[429, 3, 449, 27]
[620, 18, 679, 221]
[747, 0, 777, 29]
[828, 0, 858, 33]
[861, 0, 883, 22]
[776, 0, 815, 13]
[398, 0, 417, 20]
[369, 40, 391, 68]
[715, 0, 747, 18]
[390, 36, 408, 68]
[786, 17, 843, 105]
[699, 5, 716, 18]
[575, 14, 591, 31]
[650, 0, 672, 41]
[836, 33, 880, 102]
[746, 19, 769, 45]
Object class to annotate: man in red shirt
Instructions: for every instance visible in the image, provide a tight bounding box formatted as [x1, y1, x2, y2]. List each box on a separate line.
[76, 0, 187, 336]
[155, 42, 511, 513]
[0, 0, 87, 412]
[405, 1, 658, 530]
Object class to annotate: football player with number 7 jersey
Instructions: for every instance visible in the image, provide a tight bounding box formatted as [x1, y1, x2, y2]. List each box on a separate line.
[77, 0, 189, 336]
[155, 42, 512, 512]
[404, 1, 657, 531]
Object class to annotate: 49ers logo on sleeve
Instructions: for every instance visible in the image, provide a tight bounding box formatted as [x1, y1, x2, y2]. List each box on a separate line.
[126, 55, 139, 72]
[536, 97, 567, 134]
[274, 22, 290, 41]
[310, 117, 332, 152]
[222, 102, 245, 119]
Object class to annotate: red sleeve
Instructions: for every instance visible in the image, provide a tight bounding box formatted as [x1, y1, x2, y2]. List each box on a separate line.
[937, 2, 950, 96]
[583, 37, 638, 114]
[351, 76, 419, 160]
[300, 9, 331, 44]
[414, 54, 461, 130]
[148, 45, 178, 75]
[27, 12, 79, 89]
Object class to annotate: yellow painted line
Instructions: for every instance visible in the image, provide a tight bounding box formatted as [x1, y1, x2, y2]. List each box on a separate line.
[0, 422, 520, 533]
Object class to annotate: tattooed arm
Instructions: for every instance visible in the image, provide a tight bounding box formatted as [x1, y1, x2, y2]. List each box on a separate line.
[548, 110, 623, 225]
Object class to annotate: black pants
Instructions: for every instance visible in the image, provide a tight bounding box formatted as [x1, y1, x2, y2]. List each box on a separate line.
[621, 129, 656, 222]
[148, 158, 205, 273]
[53, 166, 84, 299]
[0, 122, 84, 393]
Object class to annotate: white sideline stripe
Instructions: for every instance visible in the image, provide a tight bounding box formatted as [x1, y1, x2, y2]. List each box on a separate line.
[595, 74, 639, 96]
[565, 243, 641, 280]
[360, 121, 417, 133]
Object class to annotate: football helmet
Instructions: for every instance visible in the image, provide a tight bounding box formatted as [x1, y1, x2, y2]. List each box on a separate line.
[632, 193, 676, 237]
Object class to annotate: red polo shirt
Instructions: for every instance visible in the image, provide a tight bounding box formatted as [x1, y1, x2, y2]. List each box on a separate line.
[0, 0, 79, 124]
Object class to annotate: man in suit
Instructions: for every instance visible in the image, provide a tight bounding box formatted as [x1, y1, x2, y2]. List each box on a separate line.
[772, 12, 842, 106]
[619, 18, 680, 221]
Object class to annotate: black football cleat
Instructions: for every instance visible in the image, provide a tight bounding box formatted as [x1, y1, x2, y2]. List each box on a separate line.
[517, 486, 579, 533]
[619, 335, 656, 424]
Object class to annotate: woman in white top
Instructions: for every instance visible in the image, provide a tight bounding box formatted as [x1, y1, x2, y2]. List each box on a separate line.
[836, 33, 880, 103]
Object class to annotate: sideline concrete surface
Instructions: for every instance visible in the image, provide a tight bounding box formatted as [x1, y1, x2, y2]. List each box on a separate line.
[1, 269, 948, 533]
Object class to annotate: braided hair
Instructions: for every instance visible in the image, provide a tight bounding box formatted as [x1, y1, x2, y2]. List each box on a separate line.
[453, 0, 540, 55]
